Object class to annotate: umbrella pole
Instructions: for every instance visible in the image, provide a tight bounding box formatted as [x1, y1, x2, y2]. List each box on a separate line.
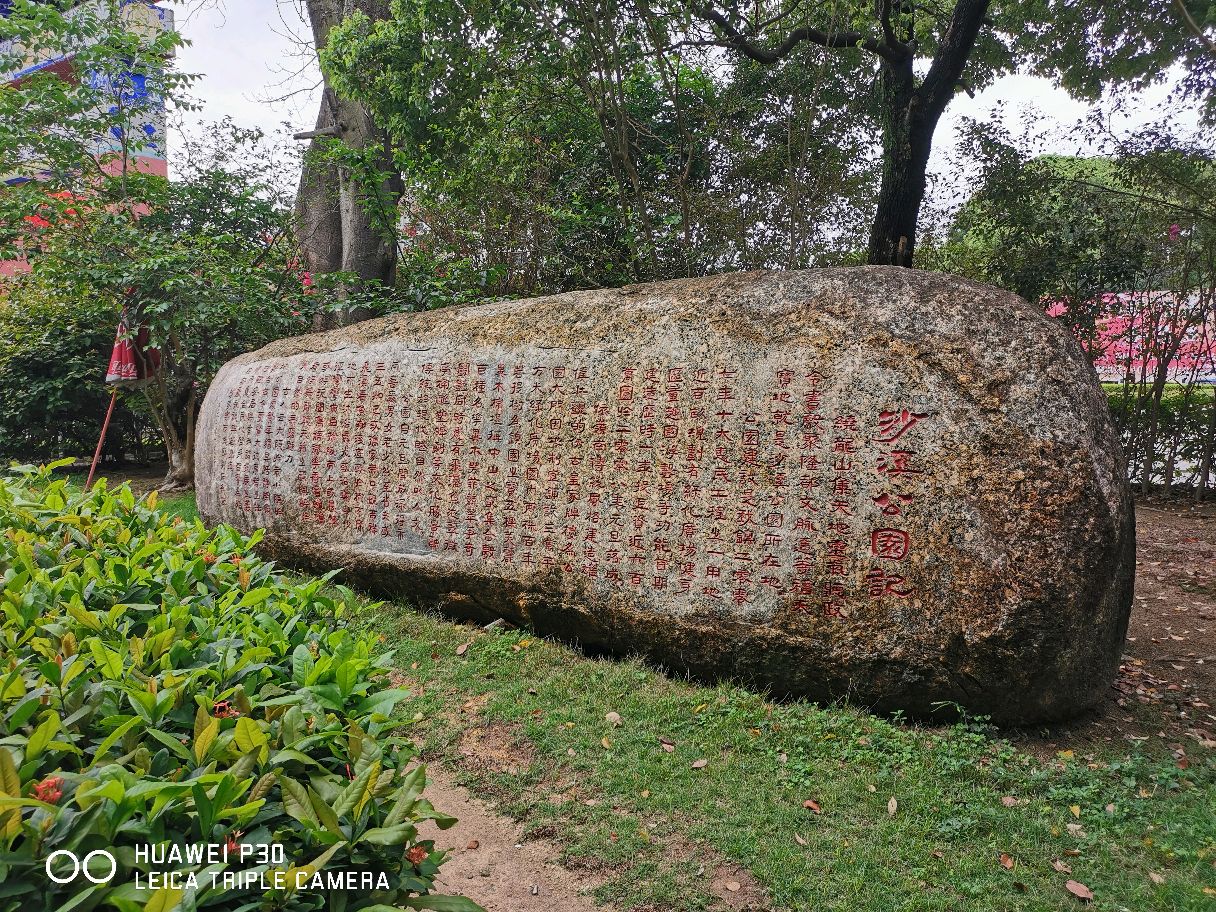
[85, 389, 118, 491]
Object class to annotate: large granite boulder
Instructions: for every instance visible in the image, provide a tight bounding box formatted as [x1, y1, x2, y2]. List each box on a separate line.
[196, 267, 1133, 724]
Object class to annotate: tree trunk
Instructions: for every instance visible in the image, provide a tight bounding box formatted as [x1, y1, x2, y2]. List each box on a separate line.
[866, 60, 931, 267]
[298, 0, 404, 327]
[1140, 363, 1171, 495]
[1161, 435, 1177, 499]
[144, 375, 197, 492]
[161, 429, 195, 492]
[296, 89, 344, 297]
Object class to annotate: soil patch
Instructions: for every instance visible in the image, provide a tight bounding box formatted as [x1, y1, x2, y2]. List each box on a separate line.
[1009, 498, 1216, 755]
[458, 720, 538, 775]
[420, 766, 613, 912]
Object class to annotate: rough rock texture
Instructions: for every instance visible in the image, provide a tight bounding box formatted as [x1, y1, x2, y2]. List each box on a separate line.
[196, 267, 1134, 724]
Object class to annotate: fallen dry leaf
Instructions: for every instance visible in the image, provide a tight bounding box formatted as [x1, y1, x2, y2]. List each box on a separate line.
[691, 758, 708, 769]
[931, 850, 944, 859]
[605, 711, 622, 727]
[455, 642, 470, 656]
[1001, 796, 1019, 808]
[803, 799, 821, 814]
[1065, 880, 1094, 902]
[794, 833, 807, 846]
[999, 853, 1015, 870]
[1069, 805, 1081, 818]
[466, 840, 479, 850]
[601, 737, 612, 749]
[725, 881, 741, 893]
[659, 736, 676, 753]
[887, 796, 898, 816]
[1148, 872, 1165, 885]
[1051, 860, 1072, 874]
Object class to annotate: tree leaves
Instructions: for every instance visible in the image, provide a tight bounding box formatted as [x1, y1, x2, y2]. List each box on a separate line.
[193, 713, 219, 764]
[233, 717, 269, 764]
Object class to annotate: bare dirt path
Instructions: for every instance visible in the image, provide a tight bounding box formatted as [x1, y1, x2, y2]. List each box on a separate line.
[418, 766, 613, 912]
[1012, 498, 1216, 755]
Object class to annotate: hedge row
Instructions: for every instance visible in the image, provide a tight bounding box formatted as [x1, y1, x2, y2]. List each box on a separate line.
[0, 461, 481, 912]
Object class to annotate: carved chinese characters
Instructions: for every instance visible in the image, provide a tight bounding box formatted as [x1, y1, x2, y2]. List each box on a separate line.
[197, 267, 1134, 724]
[212, 352, 933, 619]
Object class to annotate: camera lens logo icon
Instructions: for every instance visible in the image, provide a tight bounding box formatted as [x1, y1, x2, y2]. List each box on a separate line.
[46, 849, 117, 885]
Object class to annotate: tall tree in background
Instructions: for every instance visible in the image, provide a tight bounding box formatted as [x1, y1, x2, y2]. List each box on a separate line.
[317, 0, 876, 299]
[697, 0, 1216, 267]
[701, 0, 990, 267]
[296, 0, 403, 324]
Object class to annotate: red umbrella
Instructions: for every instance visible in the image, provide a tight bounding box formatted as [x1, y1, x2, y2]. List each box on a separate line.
[104, 309, 161, 385]
[86, 303, 161, 489]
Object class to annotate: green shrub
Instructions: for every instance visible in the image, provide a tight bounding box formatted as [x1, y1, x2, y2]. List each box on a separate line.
[0, 462, 482, 912]
[1106, 383, 1214, 488]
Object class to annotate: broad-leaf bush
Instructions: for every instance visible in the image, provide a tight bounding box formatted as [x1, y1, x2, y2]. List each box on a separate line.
[0, 462, 482, 912]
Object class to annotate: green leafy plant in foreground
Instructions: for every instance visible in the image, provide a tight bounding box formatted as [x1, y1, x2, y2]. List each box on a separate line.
[0, 462, 482, 912]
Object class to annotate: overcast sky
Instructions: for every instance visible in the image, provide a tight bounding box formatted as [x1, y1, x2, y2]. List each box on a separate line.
[171, 0, 1199, 213]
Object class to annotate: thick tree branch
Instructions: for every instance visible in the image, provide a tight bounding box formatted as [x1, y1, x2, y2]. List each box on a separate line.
[1174, 0, 1216, 55]
[698, 4, 905, 64]
[878, 0, 901, 51]
[917, 0, 990, 118]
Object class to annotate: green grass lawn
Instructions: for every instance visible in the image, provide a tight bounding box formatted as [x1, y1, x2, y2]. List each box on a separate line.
[363, 604, 1216, 912]
[158, 489, 198, 522]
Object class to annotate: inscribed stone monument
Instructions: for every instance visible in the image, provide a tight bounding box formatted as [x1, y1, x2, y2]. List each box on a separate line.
[196, 267, 1134, 724]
